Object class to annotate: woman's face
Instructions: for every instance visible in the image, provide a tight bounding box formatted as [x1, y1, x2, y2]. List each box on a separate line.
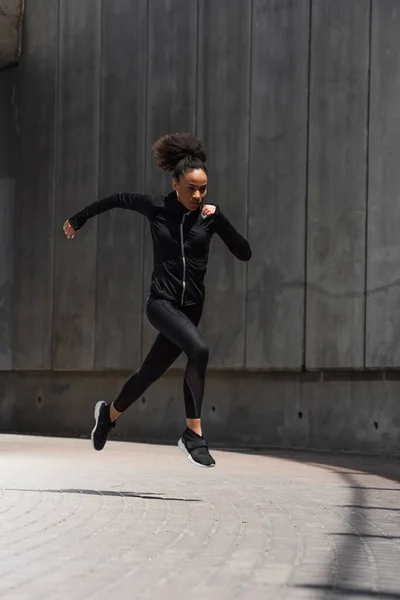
[173, 169, 208, 211]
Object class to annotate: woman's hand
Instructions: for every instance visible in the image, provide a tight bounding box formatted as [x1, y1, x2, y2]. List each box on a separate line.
[63, 220, 79, 239]
[201, 204, 216, 218]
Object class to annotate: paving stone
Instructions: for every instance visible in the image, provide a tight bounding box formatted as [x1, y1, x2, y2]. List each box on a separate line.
[1, 435, 400, 599]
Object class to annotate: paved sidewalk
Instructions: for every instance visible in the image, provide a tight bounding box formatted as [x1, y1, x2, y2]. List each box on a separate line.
[1, 435, 400, 599]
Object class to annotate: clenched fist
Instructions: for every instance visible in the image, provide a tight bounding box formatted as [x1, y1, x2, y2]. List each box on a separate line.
[201, 204, 216, 219]
[63, 220, 79, 239]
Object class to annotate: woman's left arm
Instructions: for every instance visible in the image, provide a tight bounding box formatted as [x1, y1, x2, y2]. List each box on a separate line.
[202, 204, 252, 261]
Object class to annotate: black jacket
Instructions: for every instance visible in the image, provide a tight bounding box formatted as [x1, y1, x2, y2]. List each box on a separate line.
[69, 191, 252, 307]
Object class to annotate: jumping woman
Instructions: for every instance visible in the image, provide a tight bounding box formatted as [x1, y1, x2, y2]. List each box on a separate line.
[63, 133, 252, 467]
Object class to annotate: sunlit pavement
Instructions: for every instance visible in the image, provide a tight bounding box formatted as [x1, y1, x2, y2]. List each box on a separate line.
[1, 434, 400, 599]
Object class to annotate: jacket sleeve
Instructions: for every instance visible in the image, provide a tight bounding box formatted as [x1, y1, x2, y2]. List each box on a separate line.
[68, 192, 153, 230]
[211, 206, 252, 261]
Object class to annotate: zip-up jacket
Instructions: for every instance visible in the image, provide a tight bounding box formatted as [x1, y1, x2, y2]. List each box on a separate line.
[69, 191, 252, 308]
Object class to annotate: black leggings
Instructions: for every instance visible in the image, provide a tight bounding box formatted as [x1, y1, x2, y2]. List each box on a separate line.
[113, 299, 208, 419]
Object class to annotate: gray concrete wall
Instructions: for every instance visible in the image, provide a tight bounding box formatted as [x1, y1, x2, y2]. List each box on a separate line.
[0, 67, 16, 371]
[2, 0, 400, 453]
[1, 369, 400, 455]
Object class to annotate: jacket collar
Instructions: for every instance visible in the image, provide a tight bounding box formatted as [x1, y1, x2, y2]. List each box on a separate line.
[165, 191, 201, 217]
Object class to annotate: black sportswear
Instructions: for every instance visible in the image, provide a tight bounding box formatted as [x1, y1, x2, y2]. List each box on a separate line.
[68, 191, 251, 308]
[70, 189, 251, 439]
[91, 401, 115, 451]
[113, 299, 206, 418]
[178, 427, 216, 467]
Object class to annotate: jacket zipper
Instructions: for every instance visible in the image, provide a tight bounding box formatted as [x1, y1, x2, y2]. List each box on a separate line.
[180, 214, 187, 305]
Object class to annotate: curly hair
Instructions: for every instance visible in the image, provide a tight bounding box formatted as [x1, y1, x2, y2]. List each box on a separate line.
[153, 133, 207, 180]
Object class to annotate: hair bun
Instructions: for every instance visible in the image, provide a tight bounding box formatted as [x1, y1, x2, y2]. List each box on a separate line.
[153, 133, 207, 173]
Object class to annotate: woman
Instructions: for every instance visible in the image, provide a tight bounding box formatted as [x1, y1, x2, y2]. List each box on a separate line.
[63, 133, 251, 467]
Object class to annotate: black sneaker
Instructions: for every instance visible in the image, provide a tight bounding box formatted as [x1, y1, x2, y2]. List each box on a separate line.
[178, 428, 216, 468]
[91, 401, 115, 451]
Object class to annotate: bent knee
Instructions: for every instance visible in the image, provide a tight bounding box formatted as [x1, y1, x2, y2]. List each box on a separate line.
[188, 342, 209, 365]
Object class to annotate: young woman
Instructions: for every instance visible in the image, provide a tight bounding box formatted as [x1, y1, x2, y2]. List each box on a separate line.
[63, 133, 251, 467]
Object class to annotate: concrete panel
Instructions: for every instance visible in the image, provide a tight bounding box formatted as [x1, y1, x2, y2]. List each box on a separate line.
[0, 371, 125, 438]
[12, 0, 58, 369]
[0, 67, 16, 177]
[196, 0, 251, 369]
[2, 370, 400, 455]
[52, 0, 101, 370]
[95, 0, 148, 370]
[299, 373, 399, 454]
[0, 69, 15, 371]
[142, 0, 198, 364]
[306, 0, 370, 368]
[0, 179, 15, 370]
[246, 0, 309, 369]
[366, 1, 400, 367]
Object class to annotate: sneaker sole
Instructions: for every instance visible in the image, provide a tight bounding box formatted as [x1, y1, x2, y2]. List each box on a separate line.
[91, 401, 107, 451]
[177, 438, 215, 468]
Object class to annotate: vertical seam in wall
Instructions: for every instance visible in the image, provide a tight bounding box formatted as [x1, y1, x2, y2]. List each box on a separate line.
[7, 73, 17, 370]
[50, 0, 61, 370]
[140, 0, 150, 364]
[244, 0, 253, 370]
[194, 0, 200, 135]
[11, 68, 20, 368]
[364, 0, 373, 369]
[303, 0, 312, 371]
[93, 0, 103, 370]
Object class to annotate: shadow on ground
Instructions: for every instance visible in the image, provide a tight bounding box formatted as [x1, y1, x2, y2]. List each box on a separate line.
[3, 488, 201, 502]
[224, 447, 400, 598]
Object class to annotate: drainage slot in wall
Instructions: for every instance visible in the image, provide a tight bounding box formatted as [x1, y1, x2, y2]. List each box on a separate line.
[374, 421, 379, 430]
[298, 411, 303, 419]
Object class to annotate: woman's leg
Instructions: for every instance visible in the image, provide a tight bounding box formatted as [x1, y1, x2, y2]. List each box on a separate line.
[110, 300, 205, 416]
[146, 301, 214, 466]
[115, 301, 207, 434]
[112, 332, 182, 413]
[92, 298, 214, 465]
[92, 309, 183, 451]
[146, 300, 208, 424]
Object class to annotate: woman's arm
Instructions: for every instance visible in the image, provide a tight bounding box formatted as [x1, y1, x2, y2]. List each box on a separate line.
[206, 205, 252, 261]
[67, 192, 154, 232]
